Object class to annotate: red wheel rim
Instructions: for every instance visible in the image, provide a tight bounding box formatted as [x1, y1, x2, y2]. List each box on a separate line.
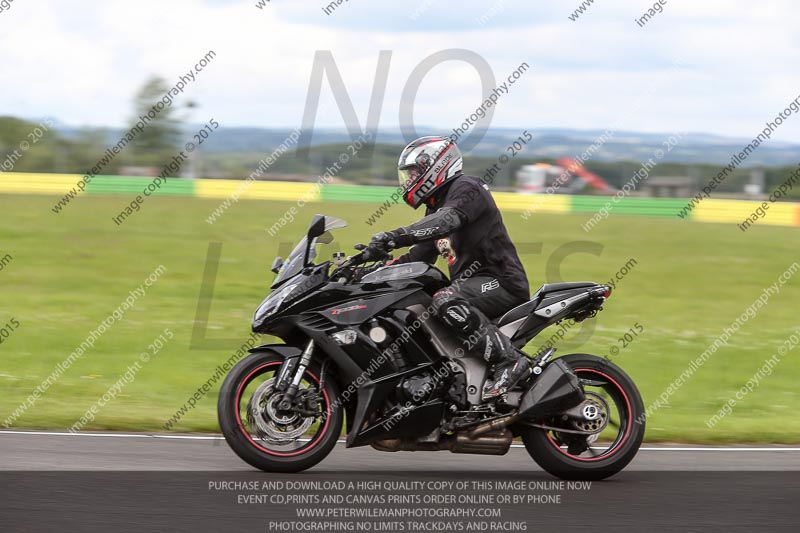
[234, 362, 332, 457]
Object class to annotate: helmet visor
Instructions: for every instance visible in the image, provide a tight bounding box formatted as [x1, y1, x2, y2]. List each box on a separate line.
[397, 165, 420, 188]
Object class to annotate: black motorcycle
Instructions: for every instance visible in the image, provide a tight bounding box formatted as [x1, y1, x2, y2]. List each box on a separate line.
[218, 215, 645, 480]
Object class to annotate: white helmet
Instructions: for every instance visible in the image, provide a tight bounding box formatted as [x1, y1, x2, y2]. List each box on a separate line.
[397, 136, 463, 208]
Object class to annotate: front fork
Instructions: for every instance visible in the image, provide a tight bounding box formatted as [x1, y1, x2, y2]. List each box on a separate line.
[276, 339, 314, 410]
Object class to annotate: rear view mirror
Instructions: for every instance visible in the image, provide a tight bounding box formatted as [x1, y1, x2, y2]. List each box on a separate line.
[270, 256, 283, 274]
[307, 215, 326, 240]
[304, 215, 326, 267]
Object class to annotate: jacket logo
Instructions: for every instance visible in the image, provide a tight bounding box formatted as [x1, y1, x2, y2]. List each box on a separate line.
[412, 227, 438, 237]
[481, 279, 500, 293]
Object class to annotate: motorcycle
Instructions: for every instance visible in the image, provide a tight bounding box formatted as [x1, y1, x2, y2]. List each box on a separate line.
[218, 214, 645, 480]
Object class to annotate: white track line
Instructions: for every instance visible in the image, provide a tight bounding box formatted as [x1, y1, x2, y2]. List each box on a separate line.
[0, 431, 221, 440]
[1, 431, 799, 451]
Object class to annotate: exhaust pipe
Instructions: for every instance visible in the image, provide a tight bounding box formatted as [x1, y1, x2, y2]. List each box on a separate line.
[372, 360, 584, 455]
[468, 413, 520, 438]
[371, 428, 513, 456]
[453, 429, 512, 455]
[467, 359, 584, 438]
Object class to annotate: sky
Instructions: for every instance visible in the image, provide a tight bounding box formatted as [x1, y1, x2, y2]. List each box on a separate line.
[1, 0, 799, 143]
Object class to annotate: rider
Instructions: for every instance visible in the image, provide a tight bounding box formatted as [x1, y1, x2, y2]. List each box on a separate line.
[368, 136, 532, 400]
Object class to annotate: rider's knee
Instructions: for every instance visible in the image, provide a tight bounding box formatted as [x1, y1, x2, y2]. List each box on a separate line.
[436, 299, 480, 335]
[432, 288, 456, 311]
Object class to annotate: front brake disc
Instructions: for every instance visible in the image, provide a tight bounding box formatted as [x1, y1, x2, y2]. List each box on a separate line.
[247, 378, 314, 444]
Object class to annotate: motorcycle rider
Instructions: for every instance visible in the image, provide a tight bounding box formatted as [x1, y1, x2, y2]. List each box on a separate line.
[368, 136, 532, 400]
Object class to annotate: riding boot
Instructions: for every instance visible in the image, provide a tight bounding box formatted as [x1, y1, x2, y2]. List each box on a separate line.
[431, 289, 532, 401]
[481, 329, 532, 400]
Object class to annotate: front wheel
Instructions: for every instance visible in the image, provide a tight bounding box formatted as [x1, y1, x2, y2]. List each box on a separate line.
[518, 353, 645, 480]
[218, 350, 343, 473]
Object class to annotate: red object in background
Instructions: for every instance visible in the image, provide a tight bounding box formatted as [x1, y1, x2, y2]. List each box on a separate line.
[557, 157, 615, 192]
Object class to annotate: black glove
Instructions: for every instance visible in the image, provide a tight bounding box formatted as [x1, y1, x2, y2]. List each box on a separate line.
[371, 232, 396, 249]
[365, 232, 395, 260]
[373, 227, 414, 248]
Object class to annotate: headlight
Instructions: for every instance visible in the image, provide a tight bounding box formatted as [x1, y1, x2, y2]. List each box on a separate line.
[253, 281, 300, 326]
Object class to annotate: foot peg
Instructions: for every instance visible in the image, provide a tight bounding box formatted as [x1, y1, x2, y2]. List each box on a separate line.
[531, 347, 556, 375]
[482, 347, 557, 401]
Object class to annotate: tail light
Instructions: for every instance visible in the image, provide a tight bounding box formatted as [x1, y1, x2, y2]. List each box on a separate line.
[591, 286, 611, 299]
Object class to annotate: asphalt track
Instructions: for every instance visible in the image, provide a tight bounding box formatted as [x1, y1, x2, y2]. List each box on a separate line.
[2, 432, 798, 532]
[1, 431, 799, 471]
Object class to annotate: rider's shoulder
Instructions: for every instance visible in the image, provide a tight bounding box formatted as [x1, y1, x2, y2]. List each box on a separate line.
[447, 175, 490, 198]
[450, 174, 484, 191]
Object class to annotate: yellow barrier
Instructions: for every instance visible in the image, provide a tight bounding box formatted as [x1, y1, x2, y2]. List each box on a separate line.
[0, 173, 80, 195]
[757, 202, 797, 227]
[493, 192, 570, 213]
[194, 179, 320, 202]
[693, 198, 797, 227]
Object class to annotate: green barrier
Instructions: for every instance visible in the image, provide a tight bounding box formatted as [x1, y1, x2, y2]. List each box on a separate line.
[86, 176, 195, 196]
[608, 198, 689, 217]
[570, 195, 614, 213]
[570, 195, 690, 217]
[320, 183, 398, 203]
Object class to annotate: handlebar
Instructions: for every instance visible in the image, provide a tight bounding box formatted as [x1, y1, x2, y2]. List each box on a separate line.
[329, 245, 392, 282]
[349, 243, 393, 266]
[343, 249, 368, 269]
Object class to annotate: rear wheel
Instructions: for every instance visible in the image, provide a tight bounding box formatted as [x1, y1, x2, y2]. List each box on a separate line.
[218, 350, 342, 473]
[518, 353, 645, 480]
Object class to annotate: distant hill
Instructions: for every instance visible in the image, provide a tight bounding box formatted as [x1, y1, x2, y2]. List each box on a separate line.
[6, 118, 791, 196]
[54, 125, 800, 167]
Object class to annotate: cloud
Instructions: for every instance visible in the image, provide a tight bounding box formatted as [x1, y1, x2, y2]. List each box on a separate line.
[0, 0, 798, 144]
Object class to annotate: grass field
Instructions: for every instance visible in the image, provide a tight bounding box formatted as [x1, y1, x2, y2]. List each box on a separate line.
[1, 193, 798, 442]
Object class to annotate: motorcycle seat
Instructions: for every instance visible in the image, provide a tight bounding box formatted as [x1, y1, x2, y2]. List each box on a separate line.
[494, 282, 597, 328]
[536, 281, 597, 295]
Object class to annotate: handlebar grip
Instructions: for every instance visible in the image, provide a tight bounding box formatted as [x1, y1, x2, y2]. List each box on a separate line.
[347, 249, 368, 266]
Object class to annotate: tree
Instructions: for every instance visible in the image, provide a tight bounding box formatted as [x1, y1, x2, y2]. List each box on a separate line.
[127, 76, 182, 167]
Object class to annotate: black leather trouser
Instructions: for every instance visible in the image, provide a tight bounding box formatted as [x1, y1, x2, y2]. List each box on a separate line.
[432, 276, 526, 364]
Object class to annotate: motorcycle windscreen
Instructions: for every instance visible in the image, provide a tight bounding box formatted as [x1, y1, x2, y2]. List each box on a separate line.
[271, 216, 348, 289]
